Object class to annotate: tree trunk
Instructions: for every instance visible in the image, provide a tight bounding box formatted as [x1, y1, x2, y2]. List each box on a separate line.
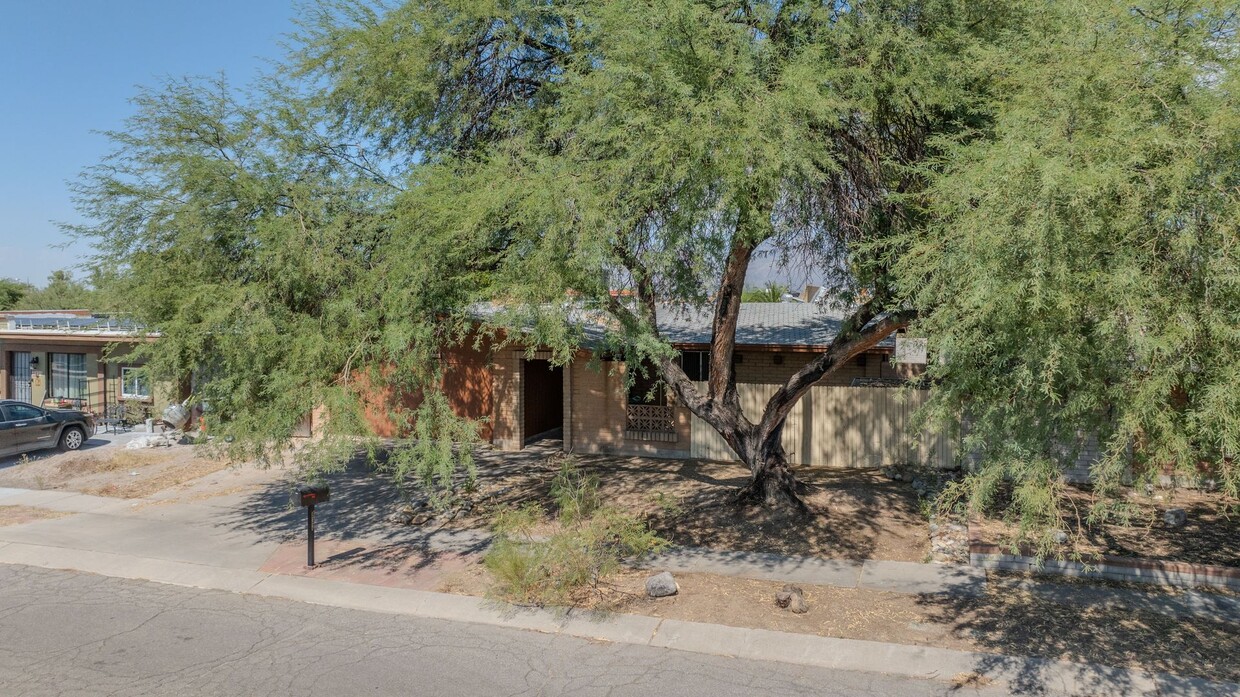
[736, 440, 809, 513]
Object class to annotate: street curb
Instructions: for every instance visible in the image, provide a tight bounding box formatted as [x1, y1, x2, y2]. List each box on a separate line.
[2, 543, 1237, 696]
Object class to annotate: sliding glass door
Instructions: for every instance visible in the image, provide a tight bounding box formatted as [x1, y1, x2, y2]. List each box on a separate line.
[49, 353, 87, 405]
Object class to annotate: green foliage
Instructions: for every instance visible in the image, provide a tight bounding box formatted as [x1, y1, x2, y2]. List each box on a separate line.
[69, 0, 1002, 496]
[66, 0, 1240, 527]
[901, 1, 1240, 536]
[0, 279, 31, 310]
[740, 282, 789, 303]
[485, 461, 666, 606]
[549, 461, 601, 523]
[3, 271, 99, 311]
[648, 491, 685, 518]
[384, 390, 480, 509]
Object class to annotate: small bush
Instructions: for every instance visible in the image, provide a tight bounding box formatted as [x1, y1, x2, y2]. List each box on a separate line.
[649, 491, 685, 518]
[485, 462, 666, 607]
[550, 461, 601, 522]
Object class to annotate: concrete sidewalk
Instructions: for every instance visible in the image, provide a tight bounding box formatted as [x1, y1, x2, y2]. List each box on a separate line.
[0, 484, 1237, 696]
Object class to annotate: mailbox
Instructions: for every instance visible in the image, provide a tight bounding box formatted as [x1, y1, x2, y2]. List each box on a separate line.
[297, 484, 330, 507]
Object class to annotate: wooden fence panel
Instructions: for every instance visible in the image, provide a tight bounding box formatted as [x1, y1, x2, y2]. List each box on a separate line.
[690, 383, 953, 469]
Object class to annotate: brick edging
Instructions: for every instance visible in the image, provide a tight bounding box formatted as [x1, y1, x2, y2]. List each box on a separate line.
[966, 521, 1240, 591]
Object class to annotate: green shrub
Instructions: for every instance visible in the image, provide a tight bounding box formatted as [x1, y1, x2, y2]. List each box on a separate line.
[484, 462, 666, 606]
[549, 461, 601, 522]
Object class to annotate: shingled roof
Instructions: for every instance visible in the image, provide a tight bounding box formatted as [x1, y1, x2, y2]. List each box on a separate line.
[473, 300, 893, 350]
[658, 303, 852, 348]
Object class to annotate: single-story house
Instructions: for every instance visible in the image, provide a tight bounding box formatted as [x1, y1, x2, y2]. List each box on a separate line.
[0, 310, 174, 419]
[417, 303, 953, 469]
[1, 305, 949, 468]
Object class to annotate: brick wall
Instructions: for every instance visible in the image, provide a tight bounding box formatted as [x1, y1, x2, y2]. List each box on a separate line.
[490, 350, 521, 450]
[357, 340, 495, 441]
[566, 351, 692, 458]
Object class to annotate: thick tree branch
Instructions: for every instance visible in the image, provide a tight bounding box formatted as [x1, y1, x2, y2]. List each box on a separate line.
[608, 242, 709, 415]
[756, 304, 916, 444]
[707, 238, 753, 410]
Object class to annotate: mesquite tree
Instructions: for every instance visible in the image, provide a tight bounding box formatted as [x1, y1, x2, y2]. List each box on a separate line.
[896, 2, 1240, 544]
[71, 0, 1236, 521]
[288, 0, 1006, 507]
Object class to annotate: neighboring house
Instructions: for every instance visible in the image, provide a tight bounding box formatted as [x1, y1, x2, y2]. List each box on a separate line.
[0, 310, 172, 419]
[422, 303, 953, 470]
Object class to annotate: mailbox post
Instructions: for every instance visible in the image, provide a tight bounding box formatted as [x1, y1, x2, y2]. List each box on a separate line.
[297, 483, 330, 567]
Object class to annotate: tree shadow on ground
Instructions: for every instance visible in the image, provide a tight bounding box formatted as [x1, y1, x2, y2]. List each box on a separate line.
[215, 442, 931, 564]
[914, 576, 1240, 693]
[973, 484, 1240, 568]
[469, 447, 930, 562]
[214, 450, 491, 556]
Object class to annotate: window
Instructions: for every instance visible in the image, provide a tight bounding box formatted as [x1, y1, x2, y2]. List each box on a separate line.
[625, 360, 675, 439]
[3, 404, 42, 422]
[679, 351, 710, 382]
[49, 353, 86, 400]
[121, 367, 151, 399]
[626, 362, 666, 406]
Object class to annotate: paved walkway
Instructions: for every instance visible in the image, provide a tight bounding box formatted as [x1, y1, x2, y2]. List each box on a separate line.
[0, 480, 1237, 696]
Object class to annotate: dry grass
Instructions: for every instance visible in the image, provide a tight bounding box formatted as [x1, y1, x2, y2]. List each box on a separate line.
[0, 443, 234, 500]
[83, 456, 232, 499]
[951, 672, 996, 689]
[974, 485, 1240, 567]
[54, 451, 169, 477]
[0, 505, 71, 527]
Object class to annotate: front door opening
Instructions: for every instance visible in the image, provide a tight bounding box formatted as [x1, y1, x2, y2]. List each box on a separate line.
[522, 359, 563, 444]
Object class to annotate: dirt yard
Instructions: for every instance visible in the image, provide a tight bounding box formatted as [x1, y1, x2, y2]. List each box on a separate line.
[0, 443, 232, 499]
[450, 450, 931, 562]
[428, 562, 1240, 684]
[972, 484, 1240, 567]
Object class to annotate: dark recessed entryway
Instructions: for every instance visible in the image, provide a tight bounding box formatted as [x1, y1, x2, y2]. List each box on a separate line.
[522, 359, 563, 444]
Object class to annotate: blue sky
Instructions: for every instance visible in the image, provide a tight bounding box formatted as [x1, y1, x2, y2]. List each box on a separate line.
[0, 1, 813, 293]
[0, 0, 299, 284]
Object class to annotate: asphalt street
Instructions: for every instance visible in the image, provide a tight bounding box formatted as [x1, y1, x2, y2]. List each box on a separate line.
[0, 564, 1006, 697]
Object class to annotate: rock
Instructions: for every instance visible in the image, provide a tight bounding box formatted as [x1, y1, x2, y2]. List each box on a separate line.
[928, 523, 940, 534]
[124, 432, 183, 449]
[775, 584, 808, 613]
[1163, 508, 1187, 528]
[645, 571, 679, 598]
[789, 593, 809, 614]
[1052, 530, 1069, 545]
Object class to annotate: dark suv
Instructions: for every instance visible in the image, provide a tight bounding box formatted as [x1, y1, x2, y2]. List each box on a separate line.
[0, 400, 96, 458]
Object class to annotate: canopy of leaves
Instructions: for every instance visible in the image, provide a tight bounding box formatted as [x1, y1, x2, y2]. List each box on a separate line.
[0, 279, 31, 310]
[897, 2, 1240, 543]
[66, 0, 1238, 527]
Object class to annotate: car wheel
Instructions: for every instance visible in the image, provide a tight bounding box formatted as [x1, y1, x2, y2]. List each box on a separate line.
[59, 426, 85, 452]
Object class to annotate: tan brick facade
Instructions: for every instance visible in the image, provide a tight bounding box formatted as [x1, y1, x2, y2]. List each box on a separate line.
[431, 339, 927, 462]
